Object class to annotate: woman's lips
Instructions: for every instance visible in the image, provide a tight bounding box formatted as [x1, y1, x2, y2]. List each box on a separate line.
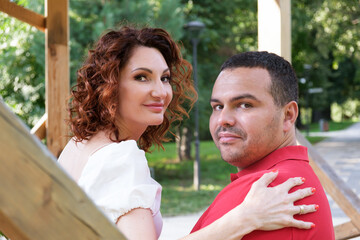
[144, 103, 164, 112]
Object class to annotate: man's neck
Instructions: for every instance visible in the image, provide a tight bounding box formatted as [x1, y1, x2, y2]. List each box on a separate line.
[236, 130, 297, 172]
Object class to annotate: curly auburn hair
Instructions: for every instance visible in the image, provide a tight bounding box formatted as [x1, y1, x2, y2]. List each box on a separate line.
[69, 26, 197, 152]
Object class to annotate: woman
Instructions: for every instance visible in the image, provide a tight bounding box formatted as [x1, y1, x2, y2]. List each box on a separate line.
[58, 26, 317, 240]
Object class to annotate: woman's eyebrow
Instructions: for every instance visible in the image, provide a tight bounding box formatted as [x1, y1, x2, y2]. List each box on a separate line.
[131, 67, 152, 73]
[131, 68, 170, 74]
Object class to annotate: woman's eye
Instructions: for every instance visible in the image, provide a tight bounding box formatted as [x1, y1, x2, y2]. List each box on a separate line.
[161, 76, 171, 83]
[134, 75, 147, 81]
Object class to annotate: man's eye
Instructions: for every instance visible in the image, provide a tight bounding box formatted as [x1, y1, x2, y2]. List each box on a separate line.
[239, 103, 252, 109]
[212, 105, 223, 111]
[134, 75, 147, 81]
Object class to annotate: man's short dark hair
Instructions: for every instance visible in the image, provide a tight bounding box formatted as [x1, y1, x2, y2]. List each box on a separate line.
[220, 51, 298, 106]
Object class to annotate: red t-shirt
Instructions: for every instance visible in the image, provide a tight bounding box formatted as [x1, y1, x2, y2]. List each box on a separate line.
[191, 146, 335, 239]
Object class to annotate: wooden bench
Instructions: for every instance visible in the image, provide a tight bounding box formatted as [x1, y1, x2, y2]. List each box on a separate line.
[0, 101, 126, 239]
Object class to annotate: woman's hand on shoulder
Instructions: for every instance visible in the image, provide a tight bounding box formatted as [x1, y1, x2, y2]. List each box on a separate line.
[241, 170, 317, 231]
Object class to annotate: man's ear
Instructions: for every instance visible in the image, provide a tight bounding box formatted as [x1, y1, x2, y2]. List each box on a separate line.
[283, 101, 298, 132]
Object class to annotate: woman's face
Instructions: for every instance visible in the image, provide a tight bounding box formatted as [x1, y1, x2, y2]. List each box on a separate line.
[117, 46, 173, 139]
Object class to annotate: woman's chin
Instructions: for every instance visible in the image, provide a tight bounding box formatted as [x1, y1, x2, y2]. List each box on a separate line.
[149, 118, 164, 126]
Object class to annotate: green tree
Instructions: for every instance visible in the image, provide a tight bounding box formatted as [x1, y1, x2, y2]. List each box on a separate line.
[181, 0, 258, 141]
[292, 0, 360, 122]
[0, 0, 45, 127]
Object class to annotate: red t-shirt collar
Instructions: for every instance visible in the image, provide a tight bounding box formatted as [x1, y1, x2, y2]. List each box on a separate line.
[230, 145, 308, 182]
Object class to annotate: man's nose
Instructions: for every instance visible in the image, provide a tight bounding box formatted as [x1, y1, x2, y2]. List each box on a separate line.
[218, 107, 236, 127]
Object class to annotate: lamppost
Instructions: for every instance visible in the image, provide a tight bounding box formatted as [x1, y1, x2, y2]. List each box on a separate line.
[303, 64, 312, 136]
[184, 20, 205, 191]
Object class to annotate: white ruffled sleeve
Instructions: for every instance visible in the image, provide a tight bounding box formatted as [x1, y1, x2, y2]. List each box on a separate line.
[78, 140, 162, 223]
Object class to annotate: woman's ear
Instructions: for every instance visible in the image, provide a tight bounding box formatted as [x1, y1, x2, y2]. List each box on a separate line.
[283, 101, 298, 132]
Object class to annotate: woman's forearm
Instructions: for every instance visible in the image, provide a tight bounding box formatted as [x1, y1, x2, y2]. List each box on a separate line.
[179, 205, 256, 240]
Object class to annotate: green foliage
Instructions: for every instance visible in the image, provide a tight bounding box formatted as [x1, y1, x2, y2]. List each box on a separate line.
[292, 0, 360, 120]
[0, 10, 45, 127]
[181, 0, 259, 140]
[331, 99, 360, 122]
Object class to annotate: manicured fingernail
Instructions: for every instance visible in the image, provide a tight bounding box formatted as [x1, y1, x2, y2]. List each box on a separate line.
[271, 169, 278, 173]
[301, 177, 306, 182]
[311, 188, 316, 193]
[315, 205, 319, 210]
[311, 224, 316, 228]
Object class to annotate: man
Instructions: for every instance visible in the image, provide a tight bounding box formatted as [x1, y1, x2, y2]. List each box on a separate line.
[191, 51, 334, 239]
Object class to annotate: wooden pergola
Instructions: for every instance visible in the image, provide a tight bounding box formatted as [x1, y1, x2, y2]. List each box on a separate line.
[0, 0, 69, 157]
[0, 0, 125, 239]
[0, 0, 359, 239]
[258, 1, 360, 238]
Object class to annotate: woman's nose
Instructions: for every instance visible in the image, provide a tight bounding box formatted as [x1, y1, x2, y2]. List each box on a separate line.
[151, 79, 167, 99]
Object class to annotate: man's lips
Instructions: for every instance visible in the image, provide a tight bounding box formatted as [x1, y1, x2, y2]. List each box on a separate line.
[217, 132, 242, 143]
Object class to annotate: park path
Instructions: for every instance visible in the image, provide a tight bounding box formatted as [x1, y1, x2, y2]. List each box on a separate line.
[159, 122, 360, 240]
[315, 122, 360, 229]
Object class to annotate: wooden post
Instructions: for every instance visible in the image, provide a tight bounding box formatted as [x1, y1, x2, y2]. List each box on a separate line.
[258, 0, 291, 62]
[0, 101, 126, 240]
[45, 0, 70, 157]
[30, 113, 47, 140]
[0, 0, 46, 32]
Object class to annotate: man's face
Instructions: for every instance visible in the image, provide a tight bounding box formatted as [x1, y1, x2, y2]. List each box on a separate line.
[209, 67, 285, 169]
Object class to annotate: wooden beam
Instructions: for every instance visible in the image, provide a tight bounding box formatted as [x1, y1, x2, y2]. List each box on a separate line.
[0, 0, 46, 32]
[334, 221, 360, 240]
[45, 0, 70, 157]
[30, 113, 47, 140]
[296, 130, 360, 239]
[0, 101, 126, 239]
[258, 0, 292, 62]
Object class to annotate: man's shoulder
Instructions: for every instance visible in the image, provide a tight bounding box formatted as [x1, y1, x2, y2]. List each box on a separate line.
[224, 170, 271, 195]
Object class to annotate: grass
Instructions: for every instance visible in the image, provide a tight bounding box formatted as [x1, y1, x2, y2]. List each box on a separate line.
[147, 121, 356, 216]
[300, 120, 355, 144]
[306, 136, 327, 144]
[147, 141, 236, 216]
[302, 120, 354, 133]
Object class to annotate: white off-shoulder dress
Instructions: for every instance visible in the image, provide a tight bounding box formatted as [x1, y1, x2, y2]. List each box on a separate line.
[60, 140, 163, 237]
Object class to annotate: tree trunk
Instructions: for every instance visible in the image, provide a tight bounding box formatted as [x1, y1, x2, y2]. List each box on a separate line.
[176, 126, 192, 161]
[296, 104, 306, 130]
[312, 105, 332, 123]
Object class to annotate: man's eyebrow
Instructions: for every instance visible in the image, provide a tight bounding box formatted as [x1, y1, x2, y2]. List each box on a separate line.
[231, 94, 260, 102]
[210, 98, 221, 103]
[210, 94, 260, 103]
[131, 67, 170, 74]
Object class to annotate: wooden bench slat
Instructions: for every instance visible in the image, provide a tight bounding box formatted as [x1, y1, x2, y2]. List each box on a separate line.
[0, 100, 126, 239]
